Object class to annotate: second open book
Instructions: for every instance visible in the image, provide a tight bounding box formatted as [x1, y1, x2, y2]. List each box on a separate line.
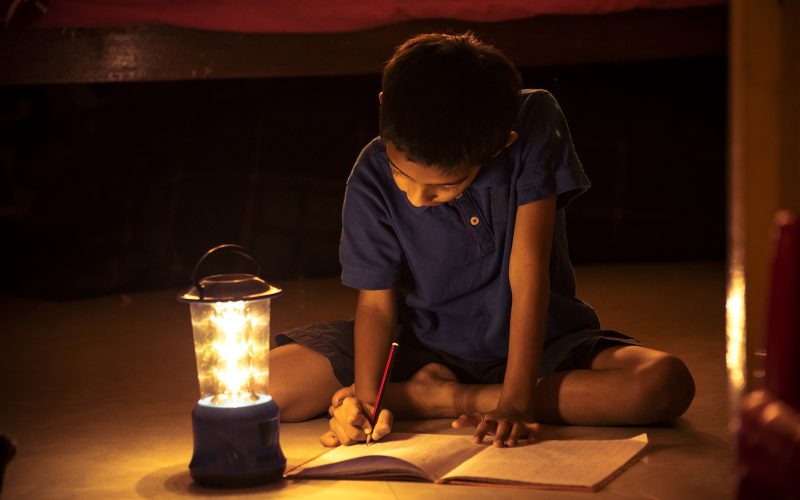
[285, 432, 648, 491]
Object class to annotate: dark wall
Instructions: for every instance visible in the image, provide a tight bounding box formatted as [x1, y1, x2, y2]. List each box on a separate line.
[0, 56, 726, 299]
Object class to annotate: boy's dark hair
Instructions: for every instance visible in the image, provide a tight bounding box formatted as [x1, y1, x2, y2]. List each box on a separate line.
[380, 33, 522, 172]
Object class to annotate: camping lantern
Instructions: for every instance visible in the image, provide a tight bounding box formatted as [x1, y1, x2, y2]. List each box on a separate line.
[178, 244, 285, 487]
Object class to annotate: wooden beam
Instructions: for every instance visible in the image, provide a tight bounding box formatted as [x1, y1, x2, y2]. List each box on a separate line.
[728, 0, 800, 397]
[0, 6, 726, 85]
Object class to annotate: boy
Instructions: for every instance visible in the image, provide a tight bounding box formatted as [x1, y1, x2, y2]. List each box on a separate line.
[270, 33, 695, 448]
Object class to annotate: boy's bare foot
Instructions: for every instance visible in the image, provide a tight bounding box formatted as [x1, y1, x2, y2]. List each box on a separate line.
[411, 362, 459, 385]
[395, 363, 460, 418]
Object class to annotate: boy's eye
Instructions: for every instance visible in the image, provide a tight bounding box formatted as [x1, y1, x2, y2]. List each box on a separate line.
[390, 165, 461, 193]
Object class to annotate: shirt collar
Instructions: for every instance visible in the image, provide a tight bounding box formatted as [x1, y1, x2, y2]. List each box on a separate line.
[469, 153, 510, 188]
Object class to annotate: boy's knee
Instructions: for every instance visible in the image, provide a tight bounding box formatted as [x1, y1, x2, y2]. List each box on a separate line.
[270, 364, 326, 423]
[268, 343, 342, 422]
[269, 374, 303, 423]
[627, 353, 696, 424]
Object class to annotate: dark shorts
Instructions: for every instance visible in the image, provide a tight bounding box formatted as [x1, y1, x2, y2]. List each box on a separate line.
[274, 320, 641, 387]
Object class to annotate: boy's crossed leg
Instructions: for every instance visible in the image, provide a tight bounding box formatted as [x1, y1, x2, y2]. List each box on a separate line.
[270, 343, 695, 442]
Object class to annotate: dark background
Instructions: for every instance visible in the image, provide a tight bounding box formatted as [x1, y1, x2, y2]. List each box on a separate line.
[0, 56, 726, 299]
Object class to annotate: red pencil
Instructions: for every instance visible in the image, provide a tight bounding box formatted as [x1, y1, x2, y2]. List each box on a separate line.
[367, 341, 399, 445]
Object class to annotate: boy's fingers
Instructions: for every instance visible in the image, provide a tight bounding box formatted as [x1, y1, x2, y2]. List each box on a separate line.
[506, 423, 524, 447]
[330, 397, 375, 443]
[328, 418, 352, 446]
[451, 413, 479, 429]
[343, 415, 370, 442]
[494, 420, 510, 447]
[329, 416, 365, 445]
[473, 419, 492, 444]
[330, 400, 369, 444]
[330, 385, 355, 408]
[354, 414, 372, 437]
[525, 422, 541, 442]
[319, 430, 340, 447]
[339, 396, 361, 414]
[335, 397, 370, 430]
[371, 409, 394, 441]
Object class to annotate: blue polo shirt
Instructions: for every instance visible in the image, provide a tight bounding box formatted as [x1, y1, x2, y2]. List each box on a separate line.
[340, 89, 600, 362]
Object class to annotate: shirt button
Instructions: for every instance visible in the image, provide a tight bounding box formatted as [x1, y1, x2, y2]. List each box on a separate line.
[470, 216, 480, 226]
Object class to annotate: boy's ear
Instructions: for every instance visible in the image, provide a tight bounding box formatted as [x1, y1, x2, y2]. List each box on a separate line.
[505, 131, 519, 148]
[378, 92, 383, 104]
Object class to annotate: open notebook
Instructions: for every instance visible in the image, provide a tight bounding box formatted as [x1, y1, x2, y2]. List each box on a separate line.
[285, 432, 648, 491]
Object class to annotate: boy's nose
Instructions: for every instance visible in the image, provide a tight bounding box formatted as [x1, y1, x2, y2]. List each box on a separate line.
[406, 187, 433, 207]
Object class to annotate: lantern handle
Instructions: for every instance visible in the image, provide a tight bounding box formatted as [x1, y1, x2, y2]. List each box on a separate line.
[190, 244, 263, 299]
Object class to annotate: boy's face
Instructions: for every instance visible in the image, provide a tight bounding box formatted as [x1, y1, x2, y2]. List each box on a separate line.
[385, 141, 480, 207]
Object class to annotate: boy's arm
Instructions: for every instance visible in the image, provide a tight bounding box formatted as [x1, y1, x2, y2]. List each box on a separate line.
[354, 288, 398, 403]
[475, 195, 556, 446]
[322, 288, 397, 446]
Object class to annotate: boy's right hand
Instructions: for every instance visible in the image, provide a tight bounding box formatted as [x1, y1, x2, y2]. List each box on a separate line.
[319, 385, 394, 447]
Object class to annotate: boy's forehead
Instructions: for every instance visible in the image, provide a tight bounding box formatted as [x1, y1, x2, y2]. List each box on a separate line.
[385, 141, 477, 184]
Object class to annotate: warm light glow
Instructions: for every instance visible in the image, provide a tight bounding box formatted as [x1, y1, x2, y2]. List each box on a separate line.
[726, 265, 746, 419]
[210, 301, 258, 405]
[190, 299, 271, 407]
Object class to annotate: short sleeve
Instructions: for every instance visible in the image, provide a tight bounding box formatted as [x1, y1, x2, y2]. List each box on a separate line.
[513, 90, 590, 209]
[339, 145, 404, 290]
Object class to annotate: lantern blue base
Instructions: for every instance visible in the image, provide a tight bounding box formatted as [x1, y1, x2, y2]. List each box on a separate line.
[189, 397, 286, 488]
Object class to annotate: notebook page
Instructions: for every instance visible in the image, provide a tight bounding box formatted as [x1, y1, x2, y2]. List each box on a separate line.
[440, 433, 648, 491]
[285, 455, 430, 481]
[287, 433, 483, 481]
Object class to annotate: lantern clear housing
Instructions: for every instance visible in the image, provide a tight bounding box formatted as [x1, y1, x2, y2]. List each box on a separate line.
[190, 298, 271, 407]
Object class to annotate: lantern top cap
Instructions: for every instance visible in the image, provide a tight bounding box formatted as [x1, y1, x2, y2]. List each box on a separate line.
[178, 273, 283, 303]
[178, 244, 282, 303]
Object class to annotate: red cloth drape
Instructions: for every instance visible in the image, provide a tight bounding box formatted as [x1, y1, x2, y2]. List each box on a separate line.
[33, 0, 726, 33]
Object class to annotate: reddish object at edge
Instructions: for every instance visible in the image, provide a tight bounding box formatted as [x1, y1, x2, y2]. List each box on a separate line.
[765, 212, 800, 411]
[737, 211, 800, 500]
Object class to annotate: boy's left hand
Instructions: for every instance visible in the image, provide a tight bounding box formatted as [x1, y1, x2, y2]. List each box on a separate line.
[452, 407, 539, 447]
